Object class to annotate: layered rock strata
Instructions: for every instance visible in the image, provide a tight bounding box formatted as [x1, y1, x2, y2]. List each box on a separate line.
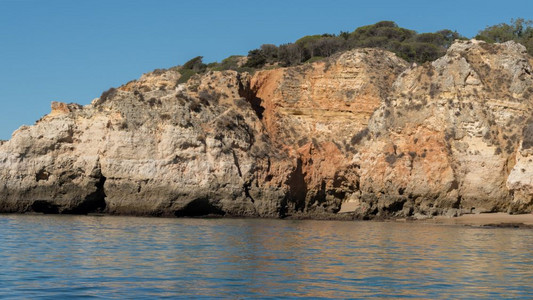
[0, 40, 532, 219]
[356, 40, 533, 218]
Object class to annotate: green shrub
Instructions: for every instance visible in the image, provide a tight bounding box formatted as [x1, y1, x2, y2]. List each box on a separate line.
[261, 44, 279, 63]
[305, 56, 325, 64]
[278, 43, 302, 66]
[182, 56, 207, 72]
[235, 66, 256, 74]
[177, 69, 196, 84]
[210, 55, 243, 71]
[100, 87, 117, 103]
[476, 18, 533, 55]
[243, 49, 267, 68]
[171, 19, 533, 76]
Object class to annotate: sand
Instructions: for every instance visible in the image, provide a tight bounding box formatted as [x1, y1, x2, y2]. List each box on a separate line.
[422, 212, 533, 228]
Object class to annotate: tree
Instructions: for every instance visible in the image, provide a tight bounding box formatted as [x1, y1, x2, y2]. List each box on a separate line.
[278, 43, 302, 66]
[411, 43, 441, 63]
[182, 56, 206, 73]
[179, 19, 531, 76]
[209, 55, 243, 71]
[476, 18, 532, 42]
[476, 18, 533, 55]
[436, 30, 463, 48]
[244, 49, 267, 68]
[310, 36, 345, 57]
[339, 31, 350, 40]
[295, 35, 322, 61]
[523, 37, 533, 56]
[415, 33, 444, 45]
[347, 21, 416, 50]
[260, 44, 279, 64]
[476, 23, 515, 43]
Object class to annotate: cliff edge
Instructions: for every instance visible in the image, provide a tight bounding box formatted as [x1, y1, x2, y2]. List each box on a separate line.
[1, 40, 532, 219]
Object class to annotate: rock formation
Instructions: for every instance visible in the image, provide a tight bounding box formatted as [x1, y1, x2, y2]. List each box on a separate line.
[1, 40, 532, 219]
[356, 40, 533, 218]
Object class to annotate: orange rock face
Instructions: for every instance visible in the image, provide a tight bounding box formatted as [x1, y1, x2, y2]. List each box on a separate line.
[251, 49, 407, 149]
[247, 41, 533, 218]
[248, 49, 409, 215]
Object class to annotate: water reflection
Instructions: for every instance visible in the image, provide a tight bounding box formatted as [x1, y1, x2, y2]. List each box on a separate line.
[0, 215, 532, 298]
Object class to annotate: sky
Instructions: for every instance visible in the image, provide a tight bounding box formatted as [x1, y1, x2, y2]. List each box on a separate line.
[0, 0, 532, 140]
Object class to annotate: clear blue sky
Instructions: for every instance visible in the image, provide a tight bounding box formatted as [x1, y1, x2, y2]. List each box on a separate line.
[1, 0, 531, 140]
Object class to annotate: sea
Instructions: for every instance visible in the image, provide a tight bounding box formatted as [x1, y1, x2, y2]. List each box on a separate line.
[0, 214, 532, 299]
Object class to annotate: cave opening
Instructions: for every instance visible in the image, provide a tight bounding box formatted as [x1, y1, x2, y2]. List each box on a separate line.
[31, 200, 59, 214]
[65, 175, 107, 214]
[174, 198, 225, 217]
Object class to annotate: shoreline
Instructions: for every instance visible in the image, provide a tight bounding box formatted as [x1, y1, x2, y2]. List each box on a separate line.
[414, 212, 533, 228]
[2, 211, 533, 228]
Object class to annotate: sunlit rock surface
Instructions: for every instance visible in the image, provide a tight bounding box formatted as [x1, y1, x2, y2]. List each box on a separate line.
[1, 40, 532, 218]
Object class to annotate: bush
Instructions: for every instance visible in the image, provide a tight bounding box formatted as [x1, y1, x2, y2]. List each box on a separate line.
[522, 118, 533, 149]
[244, 49, 267, 68]
[278, 43, 302, 66]
[309, 36, 345, 57]
[411, 42, 441, 63]
[173, 19, 532, 76]
[100, 87, 117, 103]
[304, 56, 325, 64]
[235, 66, 256, 74]
[351, 128, 369, 145]
[210, 55, 243, 71]
[349, 22, 415, 47]
[476, 18, 533, 55]
[177, 69, 196, 84]
[295, 35, 323, 47]
[415, 33, 445, 44]
[198, 90, 220, 105]
[182, 56, 207, 72]
[261, 44, 279, 63]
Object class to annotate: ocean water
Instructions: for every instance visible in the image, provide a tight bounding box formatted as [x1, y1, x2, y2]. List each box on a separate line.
[0, 215, 532, 299]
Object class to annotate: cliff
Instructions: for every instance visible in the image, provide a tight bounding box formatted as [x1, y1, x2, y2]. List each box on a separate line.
[1, 40, 532, 219]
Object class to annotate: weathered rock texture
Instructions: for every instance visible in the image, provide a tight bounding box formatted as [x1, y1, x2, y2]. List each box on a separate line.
[1, 40, 532, 219]
[356, 40, 533, 218]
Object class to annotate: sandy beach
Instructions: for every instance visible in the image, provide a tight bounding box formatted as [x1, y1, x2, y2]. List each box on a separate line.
[422, 213, 533, 228]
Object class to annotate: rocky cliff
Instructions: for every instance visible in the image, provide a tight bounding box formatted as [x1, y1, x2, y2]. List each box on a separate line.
[1, 40, 532, 219]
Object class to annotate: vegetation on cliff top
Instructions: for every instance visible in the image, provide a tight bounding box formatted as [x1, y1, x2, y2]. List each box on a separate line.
[476, 18, 533, 56]
[244, 21, 462, 67]
[170, 19, 532, 83]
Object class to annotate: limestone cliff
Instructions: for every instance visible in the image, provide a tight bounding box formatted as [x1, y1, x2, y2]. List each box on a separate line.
[0, 40, 532, 219]
[356, 40, 533, 218]
[249, 49, 408, 216]
[0, 71, 292, 217]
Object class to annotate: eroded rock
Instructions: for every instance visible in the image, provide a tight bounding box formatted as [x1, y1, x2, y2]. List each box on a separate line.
[1, 40, 532, 218]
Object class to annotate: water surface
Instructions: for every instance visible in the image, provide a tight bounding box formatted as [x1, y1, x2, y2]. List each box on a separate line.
[1, 215, 532, 299]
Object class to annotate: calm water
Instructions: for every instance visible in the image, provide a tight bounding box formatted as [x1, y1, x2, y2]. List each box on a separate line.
[0, 215, 532, 299]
